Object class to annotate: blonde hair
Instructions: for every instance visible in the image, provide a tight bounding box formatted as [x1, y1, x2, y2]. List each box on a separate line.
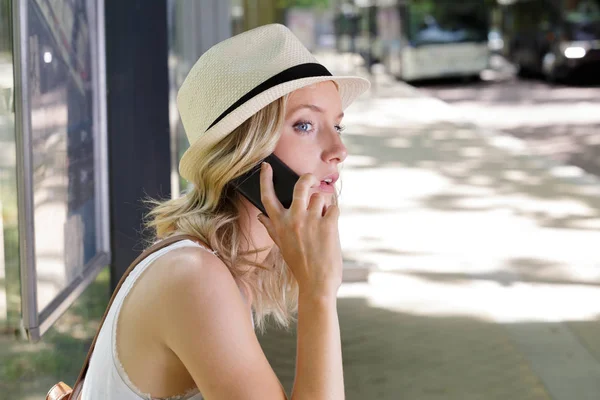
[144, 94, 298, 332]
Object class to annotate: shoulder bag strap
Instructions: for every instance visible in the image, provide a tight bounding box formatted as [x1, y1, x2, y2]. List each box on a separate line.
[69, 233, 209, 399]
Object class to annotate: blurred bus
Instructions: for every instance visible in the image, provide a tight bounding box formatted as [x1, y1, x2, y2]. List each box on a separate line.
[368, 0, 491, 82]
[501, 0, 600, 81]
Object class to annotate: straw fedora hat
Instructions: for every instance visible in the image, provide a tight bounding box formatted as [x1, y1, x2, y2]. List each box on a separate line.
[177, 23, 370, 182]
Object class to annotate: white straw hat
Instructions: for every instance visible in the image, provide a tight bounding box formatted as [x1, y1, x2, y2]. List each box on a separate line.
[177, 23, 370, 182]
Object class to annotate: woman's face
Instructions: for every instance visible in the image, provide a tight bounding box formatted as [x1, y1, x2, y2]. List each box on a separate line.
[274, 81, 347, 203]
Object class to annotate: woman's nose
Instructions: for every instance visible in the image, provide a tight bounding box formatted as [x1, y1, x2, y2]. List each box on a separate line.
[322, 130, 348, 164]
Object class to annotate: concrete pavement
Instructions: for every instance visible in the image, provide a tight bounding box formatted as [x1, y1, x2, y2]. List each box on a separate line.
[256, 52, 600, 399]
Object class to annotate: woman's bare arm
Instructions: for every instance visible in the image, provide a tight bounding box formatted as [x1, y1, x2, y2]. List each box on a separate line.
[292, 294, 343, 400]
[160, 248, 288, 400]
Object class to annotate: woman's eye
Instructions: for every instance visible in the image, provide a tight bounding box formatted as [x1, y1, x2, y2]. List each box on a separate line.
[335, 124, 346, 134]
[294, 121, 314, 133]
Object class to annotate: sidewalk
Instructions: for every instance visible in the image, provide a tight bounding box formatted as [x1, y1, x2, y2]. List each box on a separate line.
[257, 52, 600, 399]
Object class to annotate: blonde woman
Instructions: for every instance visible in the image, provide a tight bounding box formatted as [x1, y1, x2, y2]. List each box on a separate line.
[80, 24, 369, 400]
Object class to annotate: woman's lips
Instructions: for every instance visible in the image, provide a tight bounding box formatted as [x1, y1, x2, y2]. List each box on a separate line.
[310, 173, 338, 194]
[318, 181, 335, 193]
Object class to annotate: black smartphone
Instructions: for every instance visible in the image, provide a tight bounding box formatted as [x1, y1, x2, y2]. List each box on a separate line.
[230, 153, 300, 217]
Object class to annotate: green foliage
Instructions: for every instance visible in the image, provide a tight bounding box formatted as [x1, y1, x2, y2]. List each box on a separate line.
[277, 0, 329, 9]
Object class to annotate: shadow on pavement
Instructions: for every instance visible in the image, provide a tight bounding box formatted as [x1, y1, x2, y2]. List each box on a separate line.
[499, 123, 600, 178]
[413, 78, 600, 177]
[343, 122, 600, 230]
[258, 296, 576, 400]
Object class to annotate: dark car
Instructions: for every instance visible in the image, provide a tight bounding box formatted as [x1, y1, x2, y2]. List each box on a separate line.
[503, 0, 600, 81]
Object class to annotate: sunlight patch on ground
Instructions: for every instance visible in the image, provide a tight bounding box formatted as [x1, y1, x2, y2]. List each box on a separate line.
[338, 272, 600, 324]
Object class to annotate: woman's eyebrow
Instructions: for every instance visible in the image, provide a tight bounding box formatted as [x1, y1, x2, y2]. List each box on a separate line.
[289, 104, 344, 119]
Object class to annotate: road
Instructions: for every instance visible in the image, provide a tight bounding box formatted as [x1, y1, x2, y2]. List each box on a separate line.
[416, 75, 600, 178]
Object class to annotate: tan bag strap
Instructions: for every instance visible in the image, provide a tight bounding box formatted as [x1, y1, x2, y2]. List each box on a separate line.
[69, 234, 208, 399]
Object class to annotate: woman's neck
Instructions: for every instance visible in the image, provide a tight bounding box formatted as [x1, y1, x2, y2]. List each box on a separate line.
[236, 196, 275, 266]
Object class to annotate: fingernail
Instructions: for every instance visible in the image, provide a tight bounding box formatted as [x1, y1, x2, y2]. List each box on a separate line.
[257, 213, 263, 221]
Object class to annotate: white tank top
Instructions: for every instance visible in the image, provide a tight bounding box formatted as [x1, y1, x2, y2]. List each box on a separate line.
[81, 239, 253, 399]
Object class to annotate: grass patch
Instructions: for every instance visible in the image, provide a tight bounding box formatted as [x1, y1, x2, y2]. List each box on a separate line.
[0, 267, 110, 395]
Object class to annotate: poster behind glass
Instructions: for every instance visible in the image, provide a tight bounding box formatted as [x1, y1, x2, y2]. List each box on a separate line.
[22, 0, 108, 337]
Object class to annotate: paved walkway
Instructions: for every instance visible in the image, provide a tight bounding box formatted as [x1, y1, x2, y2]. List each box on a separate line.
[257, 52, 600, 400]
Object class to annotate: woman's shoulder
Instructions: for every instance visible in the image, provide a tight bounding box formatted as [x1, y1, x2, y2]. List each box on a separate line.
[152, 242, 235, 293]
[124, 243, 236, 325]
[149, 241, 254, 338]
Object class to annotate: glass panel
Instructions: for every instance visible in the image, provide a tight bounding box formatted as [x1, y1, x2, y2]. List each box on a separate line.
[564, 0, 600, 22]
[27, 0, 97, 314]
[407, 1, 489, 45]
[563, 0, 600, 40]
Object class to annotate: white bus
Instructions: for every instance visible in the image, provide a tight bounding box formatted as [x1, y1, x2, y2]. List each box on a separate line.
[370, 0, 491, 82]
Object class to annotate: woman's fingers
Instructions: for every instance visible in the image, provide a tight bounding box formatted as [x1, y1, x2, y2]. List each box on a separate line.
[290, 173, 320, 214]
[259, 162, 283, 217]
[323, 203, 340, 221]
[308, 193, 326, 217]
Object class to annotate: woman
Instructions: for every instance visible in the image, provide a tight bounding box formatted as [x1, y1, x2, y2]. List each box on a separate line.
[81, 24, 369, 399]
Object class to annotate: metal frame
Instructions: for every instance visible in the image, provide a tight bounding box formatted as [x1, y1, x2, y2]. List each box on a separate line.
[12, 0, 37, 339]
[12, 0, 111, 342]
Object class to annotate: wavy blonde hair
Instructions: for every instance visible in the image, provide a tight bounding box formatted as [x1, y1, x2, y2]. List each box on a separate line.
[144, 94, 298, 332]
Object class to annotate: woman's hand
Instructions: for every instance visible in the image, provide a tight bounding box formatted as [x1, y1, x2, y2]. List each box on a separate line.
[257, 162, 343, 299]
